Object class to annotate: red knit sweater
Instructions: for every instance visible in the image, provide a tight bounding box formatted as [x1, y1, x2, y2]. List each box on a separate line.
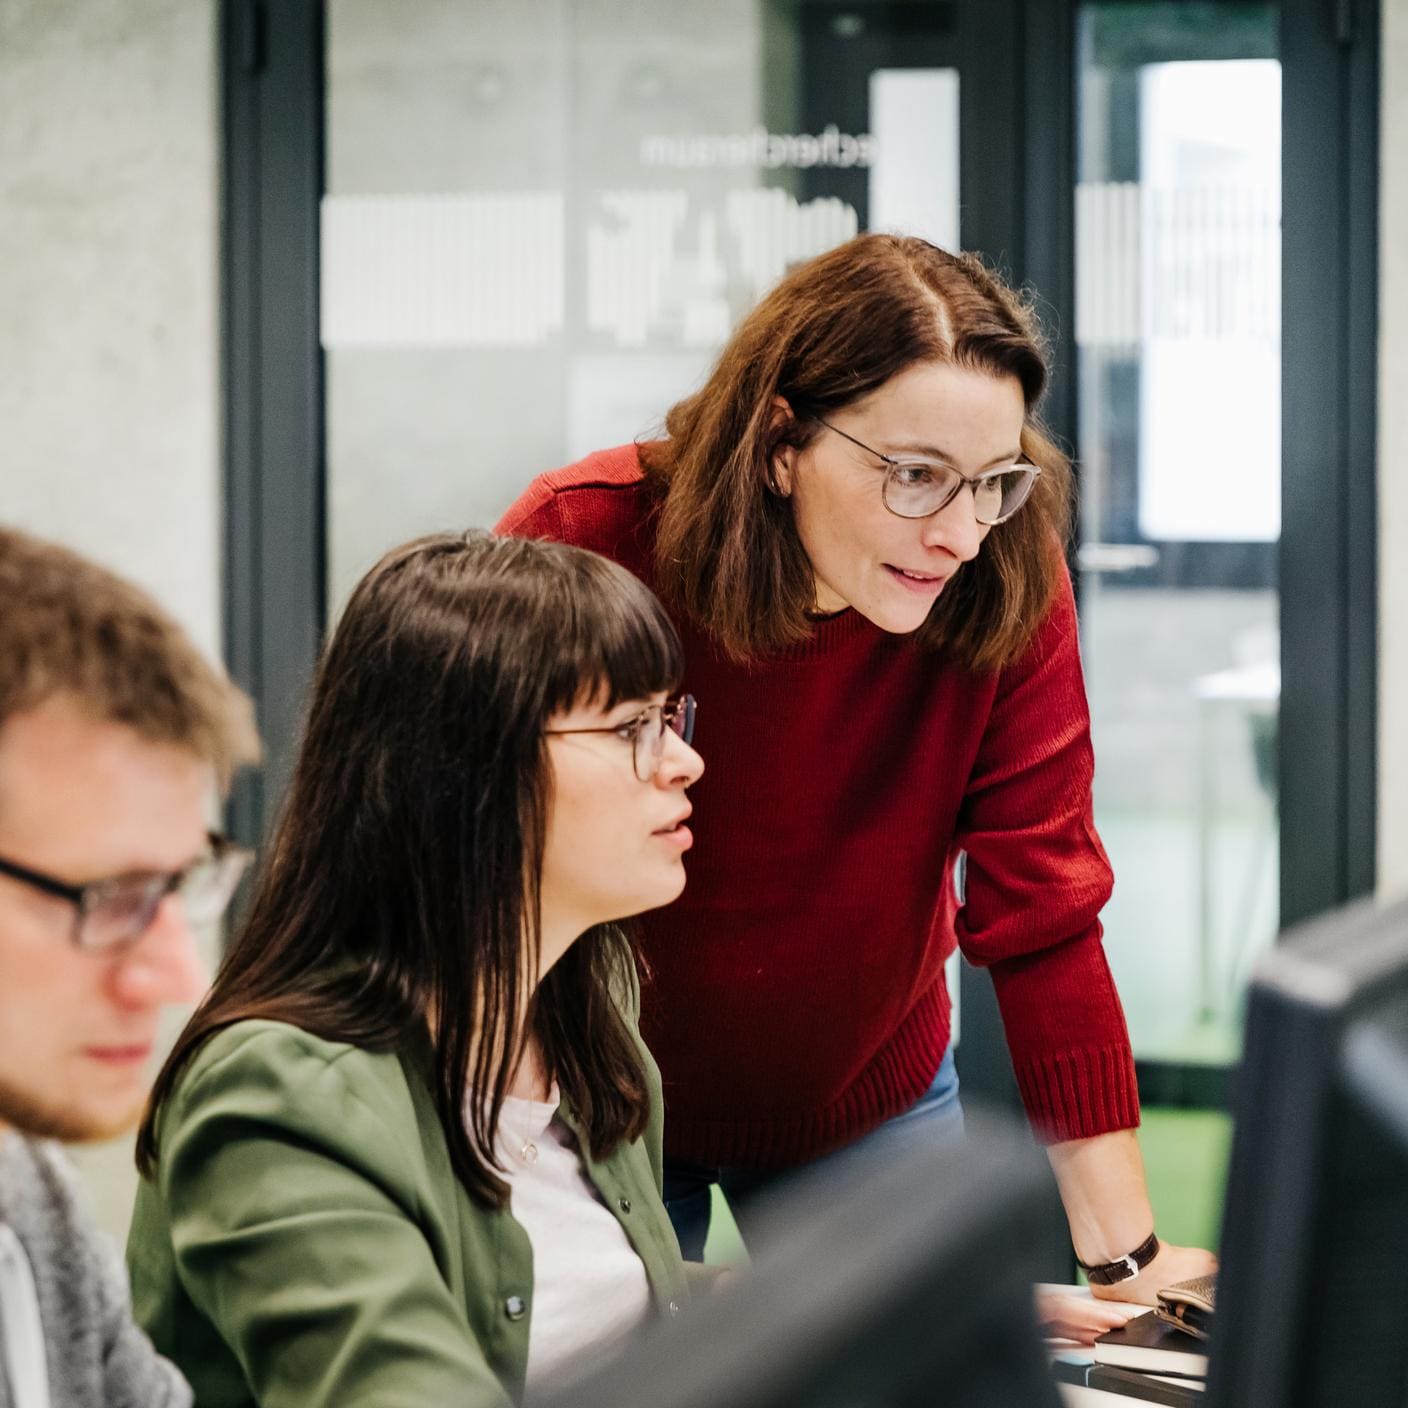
[499, 445, 1139, 1169]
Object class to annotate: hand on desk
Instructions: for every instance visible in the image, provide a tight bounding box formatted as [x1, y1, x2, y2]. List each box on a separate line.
[1087, 1240, 1218, 1306]
[1036, 1290, 1141, 1345]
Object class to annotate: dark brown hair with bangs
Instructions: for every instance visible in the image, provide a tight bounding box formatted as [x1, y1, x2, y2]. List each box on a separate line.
[138, 531, 681, 1208]
[641, 233, 1071, 671]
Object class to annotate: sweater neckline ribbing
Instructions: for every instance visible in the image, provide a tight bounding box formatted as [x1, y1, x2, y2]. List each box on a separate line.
[773, 606, 878, 661]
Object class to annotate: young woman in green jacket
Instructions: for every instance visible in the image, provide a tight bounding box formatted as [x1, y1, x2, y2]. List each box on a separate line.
[127, 531, 705, 1408]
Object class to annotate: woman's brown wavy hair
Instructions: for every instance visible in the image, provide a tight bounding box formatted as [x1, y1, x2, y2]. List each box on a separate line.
[642, 234, 1072, 670]
[138, 531, 682, 1208]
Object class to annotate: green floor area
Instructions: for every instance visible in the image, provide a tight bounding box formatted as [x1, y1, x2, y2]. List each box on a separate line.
[1139, 1105, 1234, 1253]
[702, 1104, 1233, 1268]
[703, 1185, 748, 1267]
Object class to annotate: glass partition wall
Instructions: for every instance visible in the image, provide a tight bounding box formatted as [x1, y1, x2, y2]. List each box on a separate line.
[1075, 3, 1280, 1073]
[323, 0, 962, 613]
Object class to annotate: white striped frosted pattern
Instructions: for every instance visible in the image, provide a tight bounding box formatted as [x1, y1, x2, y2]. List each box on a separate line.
[585, 188, 857, 347]
[724, 188, 858, 303]
[585, 191, 692, 348]
[1076, 182, 1280, 350]
[324, 188, 860, 351]
[321, 193, 564, 348]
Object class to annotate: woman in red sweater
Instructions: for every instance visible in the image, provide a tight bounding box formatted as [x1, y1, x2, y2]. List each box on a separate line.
[498, 234, 1214, 1321]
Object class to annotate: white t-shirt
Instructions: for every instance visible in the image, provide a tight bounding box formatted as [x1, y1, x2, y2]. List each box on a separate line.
[488, 1088, 651, 1388]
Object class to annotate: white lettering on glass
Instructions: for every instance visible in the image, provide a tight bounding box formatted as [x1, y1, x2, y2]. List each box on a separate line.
[640, 125, 875, 170]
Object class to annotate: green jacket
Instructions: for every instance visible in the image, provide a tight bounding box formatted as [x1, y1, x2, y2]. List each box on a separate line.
[126, 999, 690, 1408]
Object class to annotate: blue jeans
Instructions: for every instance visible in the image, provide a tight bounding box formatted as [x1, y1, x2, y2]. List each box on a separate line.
[663, 1046, 964, 1261]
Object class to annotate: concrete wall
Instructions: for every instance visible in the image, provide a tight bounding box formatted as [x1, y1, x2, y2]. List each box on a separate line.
[1380, 0, 1408, 901]
[0, 0, 220, 1238]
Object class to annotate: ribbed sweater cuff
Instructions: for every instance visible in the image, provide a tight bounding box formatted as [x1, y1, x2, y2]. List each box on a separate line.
[1014, 1043, 1141, 1144]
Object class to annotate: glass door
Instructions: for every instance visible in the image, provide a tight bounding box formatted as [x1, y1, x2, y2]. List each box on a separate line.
[1074, 3, 1281, 1068]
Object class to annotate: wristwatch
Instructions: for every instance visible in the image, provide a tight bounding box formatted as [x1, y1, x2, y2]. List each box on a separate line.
[1076, 1231, 1161, 1286]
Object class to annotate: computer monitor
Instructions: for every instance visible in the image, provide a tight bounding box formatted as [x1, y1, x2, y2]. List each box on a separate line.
[1209, 895, 1408, 1407]
[536, 1110, 1064, 1408]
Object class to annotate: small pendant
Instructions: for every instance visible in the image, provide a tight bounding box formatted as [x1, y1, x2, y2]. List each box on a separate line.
[520, 1139, 539, 1165]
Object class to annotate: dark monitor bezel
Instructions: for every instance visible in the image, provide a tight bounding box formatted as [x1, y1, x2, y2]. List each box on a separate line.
[1208, 896, 1408, 1408]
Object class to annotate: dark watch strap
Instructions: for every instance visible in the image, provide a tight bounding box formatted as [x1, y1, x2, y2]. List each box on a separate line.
[1076, 1231, 1161, 1286]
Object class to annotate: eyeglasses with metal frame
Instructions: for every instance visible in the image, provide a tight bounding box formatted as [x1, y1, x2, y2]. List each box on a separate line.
[544, 694, 697, 782]
[0, 833, 254, 952]
[814, 417, 1042, 525]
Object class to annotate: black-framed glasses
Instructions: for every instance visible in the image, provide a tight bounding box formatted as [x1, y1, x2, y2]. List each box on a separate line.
[815, 418, 1041, 525]
[545, 694, 697, 782]
[0, 833, 253, 953]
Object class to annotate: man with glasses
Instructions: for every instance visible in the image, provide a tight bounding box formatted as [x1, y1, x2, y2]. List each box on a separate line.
[0, 526, 258, 1408]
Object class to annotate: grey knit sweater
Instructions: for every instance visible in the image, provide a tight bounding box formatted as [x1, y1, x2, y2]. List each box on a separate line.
[0, 1135, 189, 1408]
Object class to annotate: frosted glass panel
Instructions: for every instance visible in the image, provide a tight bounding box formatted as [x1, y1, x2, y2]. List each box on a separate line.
[869, 68, 960, 251]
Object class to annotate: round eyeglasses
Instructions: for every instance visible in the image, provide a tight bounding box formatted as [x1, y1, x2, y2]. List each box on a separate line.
[0, 832, 254, 953]
[545, 694, 697, 782]
[815, 418, 1041, 525]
